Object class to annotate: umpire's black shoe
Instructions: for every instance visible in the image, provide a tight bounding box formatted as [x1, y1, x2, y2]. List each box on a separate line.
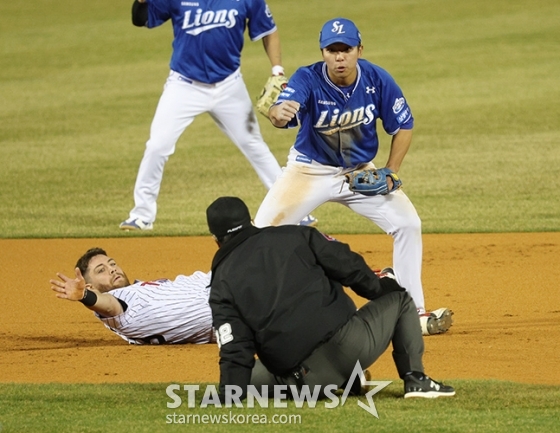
[404, 373, 455, 398]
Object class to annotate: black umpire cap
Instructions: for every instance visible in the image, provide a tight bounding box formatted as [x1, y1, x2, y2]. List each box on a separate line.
[206, 196, 252, 239]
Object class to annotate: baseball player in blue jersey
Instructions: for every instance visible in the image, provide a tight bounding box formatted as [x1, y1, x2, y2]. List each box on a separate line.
[50, 248, 215, 344]
[254, 18, 453, 334]
[120, 0, 316, 231]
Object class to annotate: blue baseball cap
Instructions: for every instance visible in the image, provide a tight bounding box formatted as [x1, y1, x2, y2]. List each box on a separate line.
[319, 18, 361, 49]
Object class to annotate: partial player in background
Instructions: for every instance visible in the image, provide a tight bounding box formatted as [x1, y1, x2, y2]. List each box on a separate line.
[254, 17, 452, 334]
[120, 0, 316, 231]
[50, 248, 215, 345]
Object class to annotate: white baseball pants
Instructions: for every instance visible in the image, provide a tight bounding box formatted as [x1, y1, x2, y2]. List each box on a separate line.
[128, 69, 282, 222]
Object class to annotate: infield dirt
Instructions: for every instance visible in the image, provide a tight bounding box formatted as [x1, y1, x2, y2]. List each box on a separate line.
[1, 233, 559, 385]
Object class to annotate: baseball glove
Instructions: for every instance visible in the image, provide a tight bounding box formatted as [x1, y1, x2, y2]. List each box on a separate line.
[255, 75, 289, 118]
[345, 167, 402, 196]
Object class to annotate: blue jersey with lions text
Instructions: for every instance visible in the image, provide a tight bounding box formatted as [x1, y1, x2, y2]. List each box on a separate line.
[278, 59, 413, 168]
[146, 0, 277, 83]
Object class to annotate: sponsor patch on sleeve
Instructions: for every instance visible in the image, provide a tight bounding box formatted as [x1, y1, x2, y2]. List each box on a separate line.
[392, 97, 405, 114]
[396, 108, 411, 124]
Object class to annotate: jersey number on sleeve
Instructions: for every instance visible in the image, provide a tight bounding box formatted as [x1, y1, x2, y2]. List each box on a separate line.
[216, 323, 234, 348]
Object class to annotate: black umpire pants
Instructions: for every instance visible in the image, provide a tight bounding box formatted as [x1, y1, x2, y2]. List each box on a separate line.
[250, 291, 424, 390]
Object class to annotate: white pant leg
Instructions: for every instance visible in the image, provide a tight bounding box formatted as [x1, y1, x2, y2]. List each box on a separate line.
[340, 186, 425, 312]
[254, 149, 337, 227]
[209, 73, 282, 189]
[130, 71, 210, 222]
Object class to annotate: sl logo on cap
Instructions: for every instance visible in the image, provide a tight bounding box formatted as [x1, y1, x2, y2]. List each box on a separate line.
[332, 21, 346, 35]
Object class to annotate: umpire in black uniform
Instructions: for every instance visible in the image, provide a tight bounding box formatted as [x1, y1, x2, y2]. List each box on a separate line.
[206, 196, 454, 399]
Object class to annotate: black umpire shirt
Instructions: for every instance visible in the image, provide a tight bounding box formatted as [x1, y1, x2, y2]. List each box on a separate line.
[209, 225, 386, 396]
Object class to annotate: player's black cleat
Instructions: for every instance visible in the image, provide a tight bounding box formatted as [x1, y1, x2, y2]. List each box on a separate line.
[404, 373, 455, 398]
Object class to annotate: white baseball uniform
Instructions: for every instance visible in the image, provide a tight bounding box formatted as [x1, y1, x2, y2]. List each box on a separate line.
[96, 271, 215, 344]
[127, 0, 283, 224]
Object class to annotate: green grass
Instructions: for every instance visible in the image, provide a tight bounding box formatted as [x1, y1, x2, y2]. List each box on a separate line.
[1, 3, 558, 432]
[1, 381, 559, 432]
[1, 0, 559, 237]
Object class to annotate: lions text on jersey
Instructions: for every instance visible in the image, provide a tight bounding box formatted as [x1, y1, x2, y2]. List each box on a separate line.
[277, 59, 413, 168]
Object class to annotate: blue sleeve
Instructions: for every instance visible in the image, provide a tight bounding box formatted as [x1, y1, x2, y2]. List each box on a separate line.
[276, 67, 313, 129]
[247, 0, 277, 41]
[146, 0, 171, 28]
[378, 69, 414, 134]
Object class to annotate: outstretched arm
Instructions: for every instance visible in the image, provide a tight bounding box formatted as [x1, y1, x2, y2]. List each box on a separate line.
[50, 268, 124, 317]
